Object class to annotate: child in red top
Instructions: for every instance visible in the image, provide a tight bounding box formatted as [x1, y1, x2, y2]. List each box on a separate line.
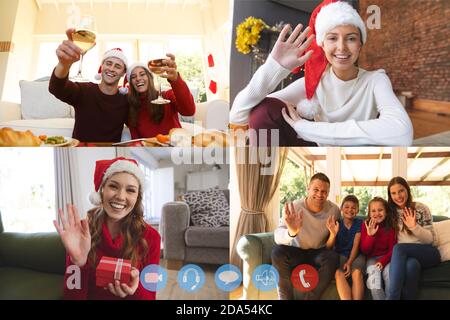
[360, 197, 397, 300]
[126, 54, 196, 139]
[54, 157, 161, 300]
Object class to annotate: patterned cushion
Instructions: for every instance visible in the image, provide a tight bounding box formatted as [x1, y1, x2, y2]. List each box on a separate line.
[183, 188, 229, 227]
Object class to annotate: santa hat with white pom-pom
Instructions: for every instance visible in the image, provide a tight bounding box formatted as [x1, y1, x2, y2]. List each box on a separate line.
[94, 48, 129, 94]
[294, 0, 367, 116]
[89, 157, 145, 206]
[118, 62, 152, 95]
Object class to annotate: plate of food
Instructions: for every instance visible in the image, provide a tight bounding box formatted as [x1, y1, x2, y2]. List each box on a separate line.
[142, 134, 173, 147]
[39, 135, 73, 147]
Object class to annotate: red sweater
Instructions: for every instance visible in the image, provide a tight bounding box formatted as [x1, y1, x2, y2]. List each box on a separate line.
[128, 75, 196, 139]
[360, 221, 397, 267]
[49, 70, 129, 142]
[63, 223, 160, 300]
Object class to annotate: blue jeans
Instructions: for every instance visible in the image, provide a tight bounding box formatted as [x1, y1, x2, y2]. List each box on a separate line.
[366, 257, 390, 300]
[387, 243, 441, 300]
[271, 245, 338, 300]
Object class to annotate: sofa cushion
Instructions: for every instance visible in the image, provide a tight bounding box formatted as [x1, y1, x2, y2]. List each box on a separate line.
[434, 220, 450, 262]
[420, 261, 450, 287]
[19, 80, 73, 119]
[0, 267, 64, 299]
[183, 188, 229, 227]
[185, 226, 229, 248]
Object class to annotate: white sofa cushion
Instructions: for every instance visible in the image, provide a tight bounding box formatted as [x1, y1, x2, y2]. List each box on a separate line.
[0, 118, 74, 137]
[19, 80, 74, 119]
[434, 220, 450, 262]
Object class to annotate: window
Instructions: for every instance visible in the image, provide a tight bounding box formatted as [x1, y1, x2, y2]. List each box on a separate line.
[140, 164, 154, 222]
[409, 186, 450, 217]
[279, 158, 309, 215]
[35, 36, 206, 100]
[35, 40, 100, 81]
[0, 149, 55, 233]
[139, 164, 174, 224]
[139, 37, 206, 101]
[341, 186, 387, 216]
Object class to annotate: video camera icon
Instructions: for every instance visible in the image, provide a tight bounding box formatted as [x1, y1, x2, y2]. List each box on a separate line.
[140, 264, 168, 292]
[251, 264, 279, 291]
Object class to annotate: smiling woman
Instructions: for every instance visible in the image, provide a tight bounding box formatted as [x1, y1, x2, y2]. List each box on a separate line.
[53, 156, 161, 300]
[229, 0, 413, 146]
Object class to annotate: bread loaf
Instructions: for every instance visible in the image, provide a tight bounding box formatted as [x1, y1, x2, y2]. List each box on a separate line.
[0, 127, 41, 147]
[193, 131, 229, 147]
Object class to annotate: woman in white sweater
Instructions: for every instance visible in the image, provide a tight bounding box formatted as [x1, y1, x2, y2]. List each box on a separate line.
[386, 176, 441, 299]
[230, 0, 413, 146]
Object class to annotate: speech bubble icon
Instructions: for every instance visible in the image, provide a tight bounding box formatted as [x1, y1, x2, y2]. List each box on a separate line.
[218, 270, 239, 285]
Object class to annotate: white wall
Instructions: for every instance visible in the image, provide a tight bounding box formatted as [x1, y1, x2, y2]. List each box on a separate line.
[1, 0, 38, 102]
[72, 148, 117, 217]
[159, 160, 229, 197]
[0, 0, 231, 102]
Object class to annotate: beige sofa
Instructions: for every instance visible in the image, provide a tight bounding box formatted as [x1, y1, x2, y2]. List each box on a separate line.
[0, 79, 229, 141]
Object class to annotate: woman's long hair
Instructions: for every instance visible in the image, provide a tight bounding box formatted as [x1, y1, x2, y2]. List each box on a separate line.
[127, 67, 164, 127]
[387, 176, 415, 234]
[367, 196, 397, 233]
[87, 179, 149, 268]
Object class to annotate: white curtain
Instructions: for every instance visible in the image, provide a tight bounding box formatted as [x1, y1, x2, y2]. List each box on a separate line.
[54, 149, 82, 219]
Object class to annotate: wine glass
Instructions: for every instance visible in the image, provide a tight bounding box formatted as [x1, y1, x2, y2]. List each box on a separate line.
[71, 16, 97, 82]
[148, 58, 171, 104]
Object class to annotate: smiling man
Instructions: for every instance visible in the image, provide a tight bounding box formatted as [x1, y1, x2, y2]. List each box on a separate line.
[49, 29, 129, 143]
[272, 172, 340, 300]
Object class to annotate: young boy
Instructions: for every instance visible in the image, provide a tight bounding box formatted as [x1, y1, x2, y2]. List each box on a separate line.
[326, 195, 365, 300]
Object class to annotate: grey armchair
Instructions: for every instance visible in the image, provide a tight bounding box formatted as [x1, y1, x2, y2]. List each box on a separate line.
[162, 191, 229, 269]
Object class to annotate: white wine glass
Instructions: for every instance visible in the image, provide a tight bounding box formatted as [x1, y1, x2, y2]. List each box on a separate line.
[72, 16, 97, 82]
[148, 58, 171, 104]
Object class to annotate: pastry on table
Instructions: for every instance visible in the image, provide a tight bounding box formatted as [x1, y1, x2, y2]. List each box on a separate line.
[169, 128, 192, 147]
[0, 127, 41, 147]
[193, 130, 229, 147]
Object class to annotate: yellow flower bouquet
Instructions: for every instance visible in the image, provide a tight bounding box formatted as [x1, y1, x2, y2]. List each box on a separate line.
[235, 16, 269, 54]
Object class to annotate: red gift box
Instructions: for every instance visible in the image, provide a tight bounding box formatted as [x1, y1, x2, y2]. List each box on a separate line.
[96, 256, 132, 287]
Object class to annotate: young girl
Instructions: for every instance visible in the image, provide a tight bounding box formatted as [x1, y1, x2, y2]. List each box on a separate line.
[326, 195, 365, 300]
[229, 0, 412, 146]
[54, 157, 161, 300]
[126, 54, 196, 139]
[360, 197, 397, 300]
[387, 177, 440, 300]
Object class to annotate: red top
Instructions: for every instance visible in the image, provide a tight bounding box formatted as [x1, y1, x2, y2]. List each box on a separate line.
[128, 74, 196, 139]
[360, 222, 397, 267]
[63, 222, 161, 300]
[49, 70, 128, 143]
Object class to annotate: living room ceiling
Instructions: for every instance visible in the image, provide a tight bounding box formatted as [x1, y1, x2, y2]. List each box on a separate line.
[289, 147, 450, 186]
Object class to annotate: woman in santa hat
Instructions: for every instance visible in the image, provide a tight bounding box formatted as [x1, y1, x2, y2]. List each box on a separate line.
[125, 54, 196, 139]
[53, 157, 161, 300]
[230, 0, 413, 146]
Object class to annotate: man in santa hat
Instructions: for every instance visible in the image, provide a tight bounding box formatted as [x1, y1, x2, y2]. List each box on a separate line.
[49, 28, 129, 143]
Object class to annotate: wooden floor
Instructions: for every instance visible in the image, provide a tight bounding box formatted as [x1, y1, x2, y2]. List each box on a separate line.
[229, 285, 243, 300]
[407, 109, 450, 139]
[156, 260, 228, 300]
